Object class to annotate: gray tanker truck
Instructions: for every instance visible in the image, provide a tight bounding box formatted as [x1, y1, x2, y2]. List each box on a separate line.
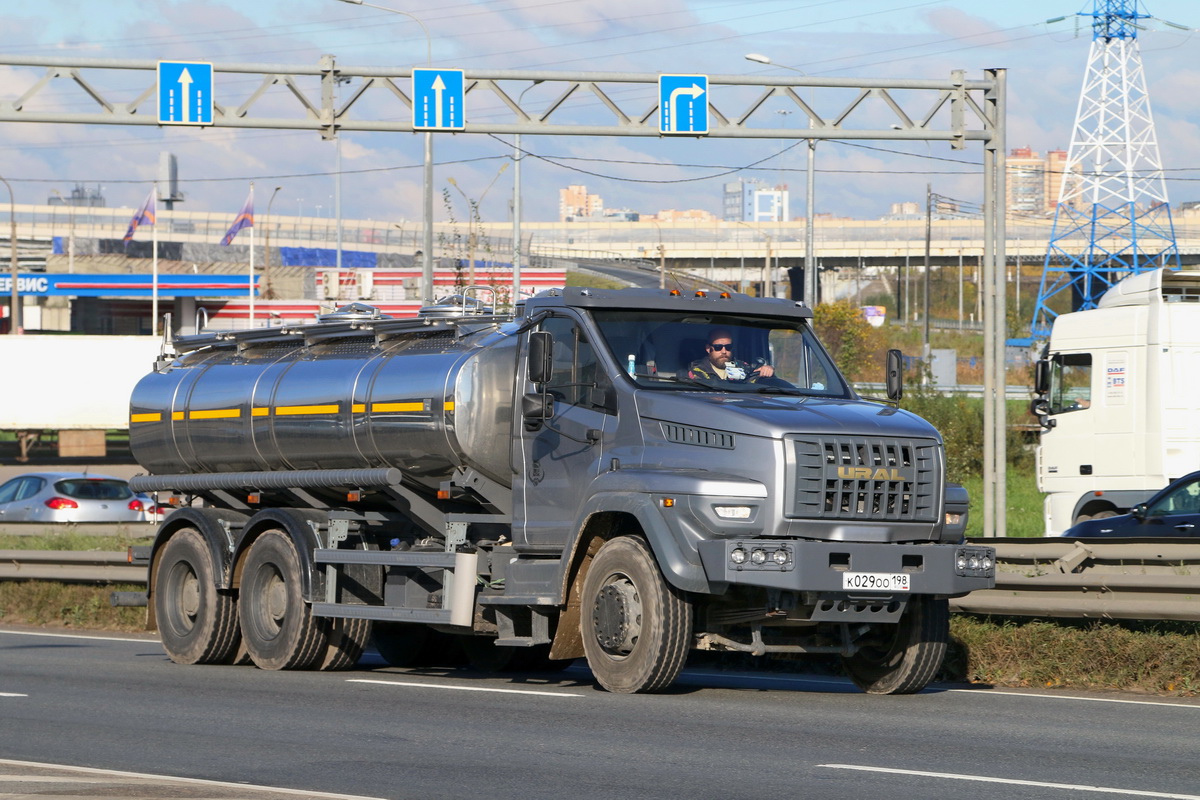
[128, 287, 995, 694]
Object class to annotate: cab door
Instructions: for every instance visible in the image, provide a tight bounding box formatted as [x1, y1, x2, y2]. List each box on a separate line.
[515, 314, 614, 551]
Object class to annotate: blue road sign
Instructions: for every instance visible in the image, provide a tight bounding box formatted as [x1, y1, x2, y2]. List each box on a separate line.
[413, 69, 465, 131]
[659, 75, 708, 135]
[158, 61, 214, 126]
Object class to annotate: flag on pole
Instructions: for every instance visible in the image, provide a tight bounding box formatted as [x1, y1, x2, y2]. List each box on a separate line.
[123, 189, 156, 246]
[220, 187, 255, 246]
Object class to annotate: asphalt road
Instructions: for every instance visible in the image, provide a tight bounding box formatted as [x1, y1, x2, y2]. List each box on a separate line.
[4, 627, 1200, 799]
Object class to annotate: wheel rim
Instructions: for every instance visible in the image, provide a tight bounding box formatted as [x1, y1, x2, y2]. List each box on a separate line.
[164, 561, 200, 635]
[250, 563, 288, 643]
[591, 574, 642, 657]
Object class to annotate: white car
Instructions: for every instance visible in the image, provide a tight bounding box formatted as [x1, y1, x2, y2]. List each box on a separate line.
[0, 472, 159, 523]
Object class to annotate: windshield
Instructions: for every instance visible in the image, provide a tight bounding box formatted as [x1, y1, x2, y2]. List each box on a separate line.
[589, 309, 850, 397]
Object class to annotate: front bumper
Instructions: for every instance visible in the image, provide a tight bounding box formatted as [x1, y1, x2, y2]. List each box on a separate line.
[697, 538, 995, 598]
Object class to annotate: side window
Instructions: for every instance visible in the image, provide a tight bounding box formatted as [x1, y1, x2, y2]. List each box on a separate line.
[0, 478, 21, 504]
[541, 316, 601, 409]
[14, 478, 44, 502]
[1048, 353, 1092, 414]
[1147, 478, 1200, 517]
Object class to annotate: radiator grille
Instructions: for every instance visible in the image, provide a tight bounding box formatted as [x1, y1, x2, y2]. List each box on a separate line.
[787, 436, 940, 522]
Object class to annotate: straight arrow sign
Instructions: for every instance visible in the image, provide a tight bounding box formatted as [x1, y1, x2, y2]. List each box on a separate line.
[157, 61, 213, 126]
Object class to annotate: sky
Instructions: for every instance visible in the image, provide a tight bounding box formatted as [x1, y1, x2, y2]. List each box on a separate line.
[2, 0, 1199, 226]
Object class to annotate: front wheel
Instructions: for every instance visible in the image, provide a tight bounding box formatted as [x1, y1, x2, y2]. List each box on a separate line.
[841, 595, 949, 695]
[580, 536, 692, 694]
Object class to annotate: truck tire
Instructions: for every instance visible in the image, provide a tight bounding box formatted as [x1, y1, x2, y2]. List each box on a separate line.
[318, 617, 373, 671]
[580, 536, 693, 694]
[239, 530, 326, 670]
[155, 528, 240, 665]
[841, 595, 949, 695]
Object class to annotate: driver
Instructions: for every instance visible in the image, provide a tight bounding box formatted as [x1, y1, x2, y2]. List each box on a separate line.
[688, 328, 775, 382]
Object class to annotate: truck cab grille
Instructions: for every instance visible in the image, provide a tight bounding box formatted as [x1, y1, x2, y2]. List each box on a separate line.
[785, 436, 940, 522]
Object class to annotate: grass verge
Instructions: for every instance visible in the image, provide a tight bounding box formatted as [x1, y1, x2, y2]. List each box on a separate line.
[948, 615, 1200, 696]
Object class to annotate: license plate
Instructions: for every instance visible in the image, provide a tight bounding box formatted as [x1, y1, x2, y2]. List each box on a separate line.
[842, 572, 910, 592]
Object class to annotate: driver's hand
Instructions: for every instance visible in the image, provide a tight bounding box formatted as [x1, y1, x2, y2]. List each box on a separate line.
[754, 364, 775, 377]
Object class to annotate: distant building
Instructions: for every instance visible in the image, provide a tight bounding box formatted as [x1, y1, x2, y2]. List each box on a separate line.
[721, 178, 789, 222]
[560, 184, 604, 221]
[1005, 147, 1076, 217]
[47, 184, 106, 208]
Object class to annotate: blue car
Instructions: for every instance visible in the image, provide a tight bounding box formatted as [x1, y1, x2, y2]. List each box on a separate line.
[1058, 471, 1200, 538]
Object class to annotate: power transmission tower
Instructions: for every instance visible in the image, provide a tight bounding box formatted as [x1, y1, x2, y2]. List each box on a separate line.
[1031, 0, 1180, 336]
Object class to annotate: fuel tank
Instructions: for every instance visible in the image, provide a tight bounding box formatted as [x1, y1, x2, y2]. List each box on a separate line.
[129, 320, 519, 490]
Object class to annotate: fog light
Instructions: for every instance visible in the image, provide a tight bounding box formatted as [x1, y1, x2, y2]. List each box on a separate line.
[715, 505, 752, 520]
[981, 556, 994, 571]
[772, 549, 789, 565]
[956, 555, 968, 570]
[945, 512, 963, 526]
[750, 549, 767, 565]
[968, 556, 980, 570]
[730, 548, 747, 564]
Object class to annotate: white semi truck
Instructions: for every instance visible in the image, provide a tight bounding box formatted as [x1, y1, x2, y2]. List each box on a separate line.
[1030, 268, 1200, 535]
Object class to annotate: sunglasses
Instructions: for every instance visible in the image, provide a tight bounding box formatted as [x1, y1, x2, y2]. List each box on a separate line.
[708, 343, 732, 351]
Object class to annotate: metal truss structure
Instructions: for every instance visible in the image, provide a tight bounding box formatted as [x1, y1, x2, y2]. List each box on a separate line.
[1031, 0, 1180, 336]
[0, 54, 1013, 538]
[0, 54, 1003, 144]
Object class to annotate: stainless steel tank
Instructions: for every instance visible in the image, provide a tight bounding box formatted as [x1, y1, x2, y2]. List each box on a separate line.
[129, 323, 519, 490]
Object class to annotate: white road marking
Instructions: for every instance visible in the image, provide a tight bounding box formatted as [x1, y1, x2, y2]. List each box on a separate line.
[348, 678, 583, 697]
[0, 629, 154, 644]
[0, 758, 387, 799]
[819, 764, 1200, 799]
[0, 693, 27, 697]
[947, 688, 1200, 710]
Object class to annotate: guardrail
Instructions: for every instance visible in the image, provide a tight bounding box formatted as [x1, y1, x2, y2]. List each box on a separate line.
[951, 538, 1200, 622]
[0, 549, 145, 584]
[5, 538, 1199, 623]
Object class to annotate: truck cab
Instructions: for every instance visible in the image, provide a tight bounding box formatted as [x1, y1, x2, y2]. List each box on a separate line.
[1032, 269, 1200, 534]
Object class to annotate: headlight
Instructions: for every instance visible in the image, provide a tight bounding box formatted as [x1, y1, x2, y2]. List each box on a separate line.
[730, 547, 747, 564]
[714, 505, 753, 520]
[750, 549, 767, 565]
[772, 549, 789, 565]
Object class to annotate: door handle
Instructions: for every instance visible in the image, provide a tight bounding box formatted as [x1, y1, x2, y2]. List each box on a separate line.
[1174, 523, 1196, 530]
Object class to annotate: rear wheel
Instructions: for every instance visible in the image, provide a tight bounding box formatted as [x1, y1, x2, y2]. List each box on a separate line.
[239, 530, 325, 670]
[318, 617, 373, 671]
[580, 536, 692, 694]
[154, 528, 239, 665]
[841, 595, 949, 695]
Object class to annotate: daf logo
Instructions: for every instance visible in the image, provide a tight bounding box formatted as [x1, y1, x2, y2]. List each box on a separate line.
[837, 466, 908, 481]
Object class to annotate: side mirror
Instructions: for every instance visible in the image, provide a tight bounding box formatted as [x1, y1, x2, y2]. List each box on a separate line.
[1034, 359, 1050, 395]
[528, 331, 553, 385]
[1132, 503, 1148, 520]
[522, 393, 554, 431]
[885, 349, 903, 402]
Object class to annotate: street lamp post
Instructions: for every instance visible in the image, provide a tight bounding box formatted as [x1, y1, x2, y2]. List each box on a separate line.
[263, 185, 283, 300]
[0, 176, 18, 335]
[336, 0, 435, 304]
[745, 53, 817, 306]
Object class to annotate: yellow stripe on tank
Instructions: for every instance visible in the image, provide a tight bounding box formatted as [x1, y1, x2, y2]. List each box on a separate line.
[129, 412, 161, 423]
[189, 408, 242, 420]
[252, 408, 270, 417]
[352, 403, 366, 413]
[371, 401, 427, 413]
[274, 404, 340, 416]
[172, 411, 185, 421]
